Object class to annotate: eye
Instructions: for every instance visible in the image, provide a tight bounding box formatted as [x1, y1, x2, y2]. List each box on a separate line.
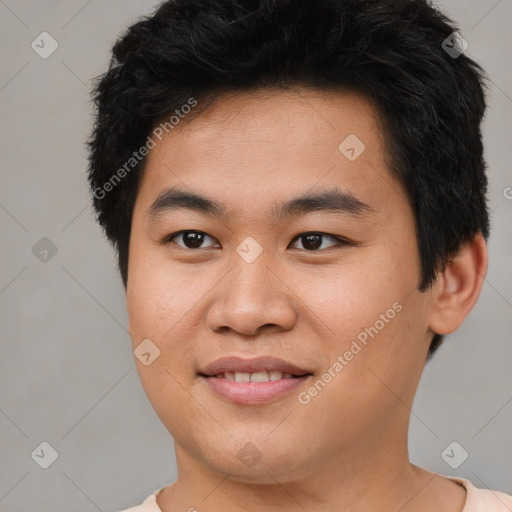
[163, 230, 350, 251]
[165, 230, 220, 249]
[289, 231, 348, 251]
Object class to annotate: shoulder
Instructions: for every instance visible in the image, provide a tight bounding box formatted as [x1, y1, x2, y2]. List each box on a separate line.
[117, 487, 164, 512]
[446, 476, 512, 512]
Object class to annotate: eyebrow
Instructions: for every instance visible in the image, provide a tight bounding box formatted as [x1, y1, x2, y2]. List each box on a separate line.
[147, 186, 374, 222]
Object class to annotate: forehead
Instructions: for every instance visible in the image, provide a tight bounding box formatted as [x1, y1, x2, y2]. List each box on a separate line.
[159, 87, 381, 155]
[135, 87, 405, 219]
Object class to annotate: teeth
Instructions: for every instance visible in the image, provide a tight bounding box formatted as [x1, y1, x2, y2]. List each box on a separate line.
[234, 372, 251, 382]
[214, 370, 295, 381]
[250, 371, 269, 382]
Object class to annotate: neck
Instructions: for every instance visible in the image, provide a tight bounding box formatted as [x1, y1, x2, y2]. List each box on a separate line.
[156, 438, 463, 512]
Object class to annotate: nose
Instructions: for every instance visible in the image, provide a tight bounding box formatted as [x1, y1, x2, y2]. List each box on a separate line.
[206, 255, 298, 338]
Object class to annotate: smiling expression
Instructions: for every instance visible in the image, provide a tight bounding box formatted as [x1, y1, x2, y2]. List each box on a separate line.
[125, 86, 436, 483]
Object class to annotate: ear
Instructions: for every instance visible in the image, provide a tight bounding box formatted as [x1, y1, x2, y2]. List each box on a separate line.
[429, 232, 488, 335]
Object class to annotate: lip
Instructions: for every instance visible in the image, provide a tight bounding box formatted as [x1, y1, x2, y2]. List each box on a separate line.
[198, 356, 313, 405]
[201, 375, 311, 404]
[199, 356, 311, 376]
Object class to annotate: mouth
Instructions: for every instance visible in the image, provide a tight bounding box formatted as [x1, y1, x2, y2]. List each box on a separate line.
[198, 356, 314, 404]
[201, 370, 305, 382]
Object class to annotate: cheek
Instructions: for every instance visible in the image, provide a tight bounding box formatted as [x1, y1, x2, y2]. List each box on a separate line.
[126, 247, 204, 342]
[126, 235, 415, 350]
[125, 256, 205, 428]
[299, 250, 423, 395]
[301, 253, 406, 331]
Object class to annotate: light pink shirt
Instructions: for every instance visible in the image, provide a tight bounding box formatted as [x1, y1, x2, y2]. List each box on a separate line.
[119, 476, 512, 512]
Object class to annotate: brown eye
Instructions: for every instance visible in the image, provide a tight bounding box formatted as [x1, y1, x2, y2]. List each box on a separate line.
[164, 230, 348, 251]
[167, 230, 219, 249]
[289, 232, 347, 251]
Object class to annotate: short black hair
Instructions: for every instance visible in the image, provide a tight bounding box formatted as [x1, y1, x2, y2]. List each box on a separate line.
[87, 0, 490, 357]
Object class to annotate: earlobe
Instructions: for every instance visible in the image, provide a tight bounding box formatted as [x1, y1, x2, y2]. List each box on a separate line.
[429, 232, 488, 335]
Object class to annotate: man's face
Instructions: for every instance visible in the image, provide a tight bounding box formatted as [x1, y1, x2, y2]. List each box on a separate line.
[126, 88, 435, 482]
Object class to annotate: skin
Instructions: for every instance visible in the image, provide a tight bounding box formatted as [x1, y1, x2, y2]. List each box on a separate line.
[125, 87, 487, 512]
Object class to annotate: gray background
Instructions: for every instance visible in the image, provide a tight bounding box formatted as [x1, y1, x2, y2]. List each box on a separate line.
[0, 0, 511, 510]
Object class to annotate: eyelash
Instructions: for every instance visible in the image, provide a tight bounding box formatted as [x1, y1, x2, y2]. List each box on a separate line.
[162, 230, 351, 251]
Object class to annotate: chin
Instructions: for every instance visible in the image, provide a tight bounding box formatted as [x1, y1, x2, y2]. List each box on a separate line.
[192, 438, 314, 485]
